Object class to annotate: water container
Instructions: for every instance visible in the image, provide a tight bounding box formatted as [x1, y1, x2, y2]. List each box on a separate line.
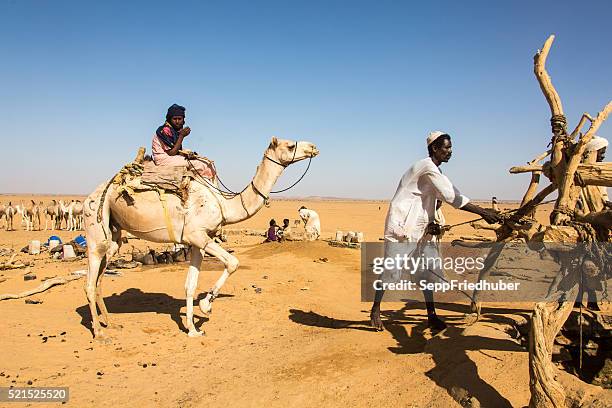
[28, 240, 41, 255]
[49, 239, 61, 250]
[73, 235, 87, 247]
[63, 244, 76, 259]
[345, 231, 356, 242]
[47, 235, 62, 246]
[356, 232, 364, 243]
[335, 231, 344, 241]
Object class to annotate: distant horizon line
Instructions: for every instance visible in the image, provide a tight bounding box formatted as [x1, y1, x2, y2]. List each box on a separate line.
[0, 192, 526, 203]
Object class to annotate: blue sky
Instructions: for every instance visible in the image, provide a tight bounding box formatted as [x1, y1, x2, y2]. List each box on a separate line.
[1, 0, 610, 199]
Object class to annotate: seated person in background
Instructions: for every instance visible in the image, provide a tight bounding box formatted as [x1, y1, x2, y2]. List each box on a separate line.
[298, 206, 321, 241]
[491, 196, 499, 212]
[152, 104, 216, 180]
[277, 218, 290, 241]
[264, 219, 279, 242]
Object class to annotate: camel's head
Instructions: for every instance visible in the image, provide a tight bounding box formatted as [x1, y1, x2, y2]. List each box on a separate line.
[267, 137, 319, 166]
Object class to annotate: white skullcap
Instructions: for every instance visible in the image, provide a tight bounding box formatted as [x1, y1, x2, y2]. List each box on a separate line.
[427, 131, 448, 146]
[585, 135, 608, 152]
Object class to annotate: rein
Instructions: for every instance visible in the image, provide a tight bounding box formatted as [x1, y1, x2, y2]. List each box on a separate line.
[187, 141, 313, 199]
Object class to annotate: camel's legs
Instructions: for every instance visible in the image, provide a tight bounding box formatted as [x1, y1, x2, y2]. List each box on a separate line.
[199, 241, 239, 315]
[84, 195, 115, 338]
[185, 246, 203, 337]
[96, 229, 121, 326]
[86, 250, 107, 338]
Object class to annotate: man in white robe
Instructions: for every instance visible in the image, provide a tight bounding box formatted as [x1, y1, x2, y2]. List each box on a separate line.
[299, 206, 321, 241]
[370, 131, 501, 331]
[586, 135, 609, 204]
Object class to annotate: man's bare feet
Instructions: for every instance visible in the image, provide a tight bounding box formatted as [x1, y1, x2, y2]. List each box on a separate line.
[370, 309, 384, 331]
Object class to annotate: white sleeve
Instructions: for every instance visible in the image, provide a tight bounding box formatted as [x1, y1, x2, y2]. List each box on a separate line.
[423, 171, 470, 209]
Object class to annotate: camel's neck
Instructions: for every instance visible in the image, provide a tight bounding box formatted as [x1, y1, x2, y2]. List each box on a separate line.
[221, 154, 284, 225]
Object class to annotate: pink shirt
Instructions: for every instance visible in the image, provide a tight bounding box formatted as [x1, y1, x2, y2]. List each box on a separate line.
[151, 134, 215, 179]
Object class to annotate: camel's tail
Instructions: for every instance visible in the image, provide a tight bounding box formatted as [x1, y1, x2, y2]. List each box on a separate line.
[84, 180, 114, 257]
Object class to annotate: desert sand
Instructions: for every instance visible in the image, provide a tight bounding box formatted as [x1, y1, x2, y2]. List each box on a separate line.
[0, 195, 609, 407]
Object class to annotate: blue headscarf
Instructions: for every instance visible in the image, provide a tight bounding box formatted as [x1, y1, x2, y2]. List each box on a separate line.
[156, 104, 186, 148]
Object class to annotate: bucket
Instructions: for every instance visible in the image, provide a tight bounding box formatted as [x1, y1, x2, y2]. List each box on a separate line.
[356, 232, 364, 243]
[49, 239, 61, 250]
[63, 244, 76, 259]
[335, 230, 344, 241]
[28, 240, 41, 255]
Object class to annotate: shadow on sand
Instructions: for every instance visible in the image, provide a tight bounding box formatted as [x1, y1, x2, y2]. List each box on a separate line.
[290, 302, 525, 407]
[76, 288, 233, 335]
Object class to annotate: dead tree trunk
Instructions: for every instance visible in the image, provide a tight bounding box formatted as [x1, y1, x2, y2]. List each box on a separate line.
[527, 34, 612, 408]
[528, 286, 578, 408]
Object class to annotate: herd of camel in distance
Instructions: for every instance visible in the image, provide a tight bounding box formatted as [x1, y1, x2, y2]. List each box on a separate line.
[0, 199, 84, 232]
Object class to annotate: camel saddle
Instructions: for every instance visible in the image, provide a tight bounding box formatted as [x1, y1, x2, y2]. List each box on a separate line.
[111, 147, 202, 204]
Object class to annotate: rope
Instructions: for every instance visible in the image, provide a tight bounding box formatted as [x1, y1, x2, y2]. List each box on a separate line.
[187, 158, 246, 198]
[185, 146, 313, 198]
[443, 199, 556, 231]
[271, 157, 312, 193]
[550, 205, 575, 222]
[408, 241, 476, 303]
[96, 161, 145, 239]
[550, 114, 568, 138]
[579, 274, 583, 371]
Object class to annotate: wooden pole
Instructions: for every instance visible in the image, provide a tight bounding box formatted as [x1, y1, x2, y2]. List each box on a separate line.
[510, 162, 612, 187]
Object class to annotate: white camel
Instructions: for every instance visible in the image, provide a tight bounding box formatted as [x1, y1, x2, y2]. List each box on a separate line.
[44, 200, 61, 230]
[15, 205, 24, 229]
[59, 200, 70, 230]
[72, 200, 84, 230]
[4, 202, 16, 231]
[59, 200, 83, 231]
[84, 137, 318, 339]
[17, 200, 40, 231]
[0, 203, 5, 229]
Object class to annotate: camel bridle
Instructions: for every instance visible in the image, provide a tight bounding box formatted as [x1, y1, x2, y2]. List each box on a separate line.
[184, 141, 314, 220]
[189, 141, 313, 198]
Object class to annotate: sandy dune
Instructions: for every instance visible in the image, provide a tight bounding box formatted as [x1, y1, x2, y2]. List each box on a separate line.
[0, 195, 609, 407]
